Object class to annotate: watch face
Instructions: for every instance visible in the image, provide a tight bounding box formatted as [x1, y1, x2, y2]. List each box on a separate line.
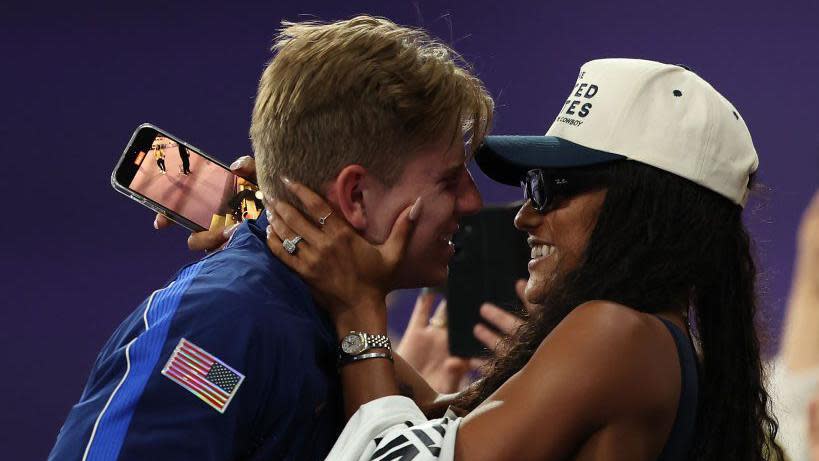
[341, 334, 365, 355]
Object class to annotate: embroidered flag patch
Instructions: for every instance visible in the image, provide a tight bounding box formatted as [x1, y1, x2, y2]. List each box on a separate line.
[161, 338, 244, 413]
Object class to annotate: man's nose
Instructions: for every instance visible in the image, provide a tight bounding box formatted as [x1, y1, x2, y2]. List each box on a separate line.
[457, 168, 483, 216]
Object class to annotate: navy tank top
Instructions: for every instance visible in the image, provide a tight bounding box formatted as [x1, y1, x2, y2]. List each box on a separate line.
[655, 316, 699, 461]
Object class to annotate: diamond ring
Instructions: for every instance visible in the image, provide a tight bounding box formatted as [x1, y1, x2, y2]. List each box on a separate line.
[282, 235, 304, 255]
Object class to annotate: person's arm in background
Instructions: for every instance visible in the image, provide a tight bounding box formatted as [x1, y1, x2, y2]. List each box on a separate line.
[771, 189, 819, 461]
[782, 189, 819, 371]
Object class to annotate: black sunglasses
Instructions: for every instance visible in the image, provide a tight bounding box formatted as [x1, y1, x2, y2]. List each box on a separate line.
[521, 169, 600, 213]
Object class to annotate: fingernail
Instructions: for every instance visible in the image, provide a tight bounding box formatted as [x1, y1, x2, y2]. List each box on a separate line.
[409, 197, 422, 221]
[280, 176, 292, 187]
[229, 157, 247, 170]
[153, 216, 159, 230]
[222, 223, 240, 238]
[265, 209, 273, 222]
[420, 287, 433, 296]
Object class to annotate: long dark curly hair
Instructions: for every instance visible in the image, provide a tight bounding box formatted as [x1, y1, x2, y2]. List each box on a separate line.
[456, 160, 783, 460]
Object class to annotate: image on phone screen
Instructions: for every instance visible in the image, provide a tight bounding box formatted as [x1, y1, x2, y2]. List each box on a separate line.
[113, 125, 262, 232]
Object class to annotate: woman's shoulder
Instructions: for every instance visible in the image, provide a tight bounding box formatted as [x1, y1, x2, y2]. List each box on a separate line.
[556, 300, 673, 346]
[529, 300, 682, 414]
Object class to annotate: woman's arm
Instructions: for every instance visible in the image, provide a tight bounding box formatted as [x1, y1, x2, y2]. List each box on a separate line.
[455, 301, 675, 460]
[394, 351, 474, 418]
[330, 301, 401, 418]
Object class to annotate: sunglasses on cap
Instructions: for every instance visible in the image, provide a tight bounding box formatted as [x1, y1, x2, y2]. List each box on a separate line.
[521, 169, 603, 213]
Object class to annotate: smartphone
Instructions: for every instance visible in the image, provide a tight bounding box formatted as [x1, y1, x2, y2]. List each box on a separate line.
[112, 123, 262, 232]
[446, 203, 531, 357]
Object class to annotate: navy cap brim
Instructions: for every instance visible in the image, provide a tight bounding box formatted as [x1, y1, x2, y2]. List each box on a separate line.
[475, 136, 626, 186]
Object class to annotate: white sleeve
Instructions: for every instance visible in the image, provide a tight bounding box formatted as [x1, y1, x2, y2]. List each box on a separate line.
[325, 395, 462, 461]
[768, 356, 819, 461]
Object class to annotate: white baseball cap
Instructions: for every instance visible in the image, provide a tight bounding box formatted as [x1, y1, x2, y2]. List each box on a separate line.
[476, 58, 759, 206]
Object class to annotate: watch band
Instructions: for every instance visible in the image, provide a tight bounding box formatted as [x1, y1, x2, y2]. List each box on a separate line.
[338, 331, 393, 367]
[338, 350, 394, 367]
[364, 333, 391, 350]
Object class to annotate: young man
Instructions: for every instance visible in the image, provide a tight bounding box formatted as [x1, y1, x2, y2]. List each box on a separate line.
[178, 143, 191, 175]
[49, 16, 492, 461]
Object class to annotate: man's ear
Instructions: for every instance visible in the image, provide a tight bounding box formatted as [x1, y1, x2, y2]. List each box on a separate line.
[326, 164, 372, 231]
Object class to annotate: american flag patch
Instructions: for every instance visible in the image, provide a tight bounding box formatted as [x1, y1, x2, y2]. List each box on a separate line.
[161, 338, 244, 413]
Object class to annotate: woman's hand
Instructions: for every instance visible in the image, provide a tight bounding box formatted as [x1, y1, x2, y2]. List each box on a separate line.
[265, 178, 421, 323]
[153, 155, 257, 251]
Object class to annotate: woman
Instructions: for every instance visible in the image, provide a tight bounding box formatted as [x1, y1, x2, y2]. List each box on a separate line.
[266, 59, 783, 460]
[154, 145, 166, 174]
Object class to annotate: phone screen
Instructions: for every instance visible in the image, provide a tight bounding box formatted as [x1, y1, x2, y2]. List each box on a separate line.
[113, 125, 262, 232]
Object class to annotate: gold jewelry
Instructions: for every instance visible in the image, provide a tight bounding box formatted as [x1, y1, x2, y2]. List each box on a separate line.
[429, 316, 447, 328]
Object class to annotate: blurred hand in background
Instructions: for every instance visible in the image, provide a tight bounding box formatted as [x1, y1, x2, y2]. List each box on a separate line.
[395, 290, 474, 393]
[396, 279, 538, 393]
[473, 279, 539, 354]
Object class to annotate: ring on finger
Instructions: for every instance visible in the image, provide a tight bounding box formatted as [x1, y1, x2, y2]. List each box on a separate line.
[318, 210, 333, 226]
[282, 235, 304, 255]
[429, 316, 447, 328]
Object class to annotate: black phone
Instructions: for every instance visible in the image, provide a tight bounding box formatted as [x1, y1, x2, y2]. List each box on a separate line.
[446, 203, 531, 357]
[111, 123, 262, 232]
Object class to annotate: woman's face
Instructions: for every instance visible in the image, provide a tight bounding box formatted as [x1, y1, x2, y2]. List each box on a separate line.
[514, 188, 607, 305]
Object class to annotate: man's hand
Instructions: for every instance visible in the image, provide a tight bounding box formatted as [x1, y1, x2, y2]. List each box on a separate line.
[473, 279, 537, 353]
[153, 155, 257, 252]
[396, 290, 474, 393]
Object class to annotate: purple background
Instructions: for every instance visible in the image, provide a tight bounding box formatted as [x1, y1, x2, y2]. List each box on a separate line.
[2, 1, 817, 458]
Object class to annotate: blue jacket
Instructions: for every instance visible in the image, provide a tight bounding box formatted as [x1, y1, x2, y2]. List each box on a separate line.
[49, 214, 343, 460]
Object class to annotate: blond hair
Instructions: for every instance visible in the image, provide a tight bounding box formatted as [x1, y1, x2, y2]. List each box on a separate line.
[250, 15, 493, 202]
